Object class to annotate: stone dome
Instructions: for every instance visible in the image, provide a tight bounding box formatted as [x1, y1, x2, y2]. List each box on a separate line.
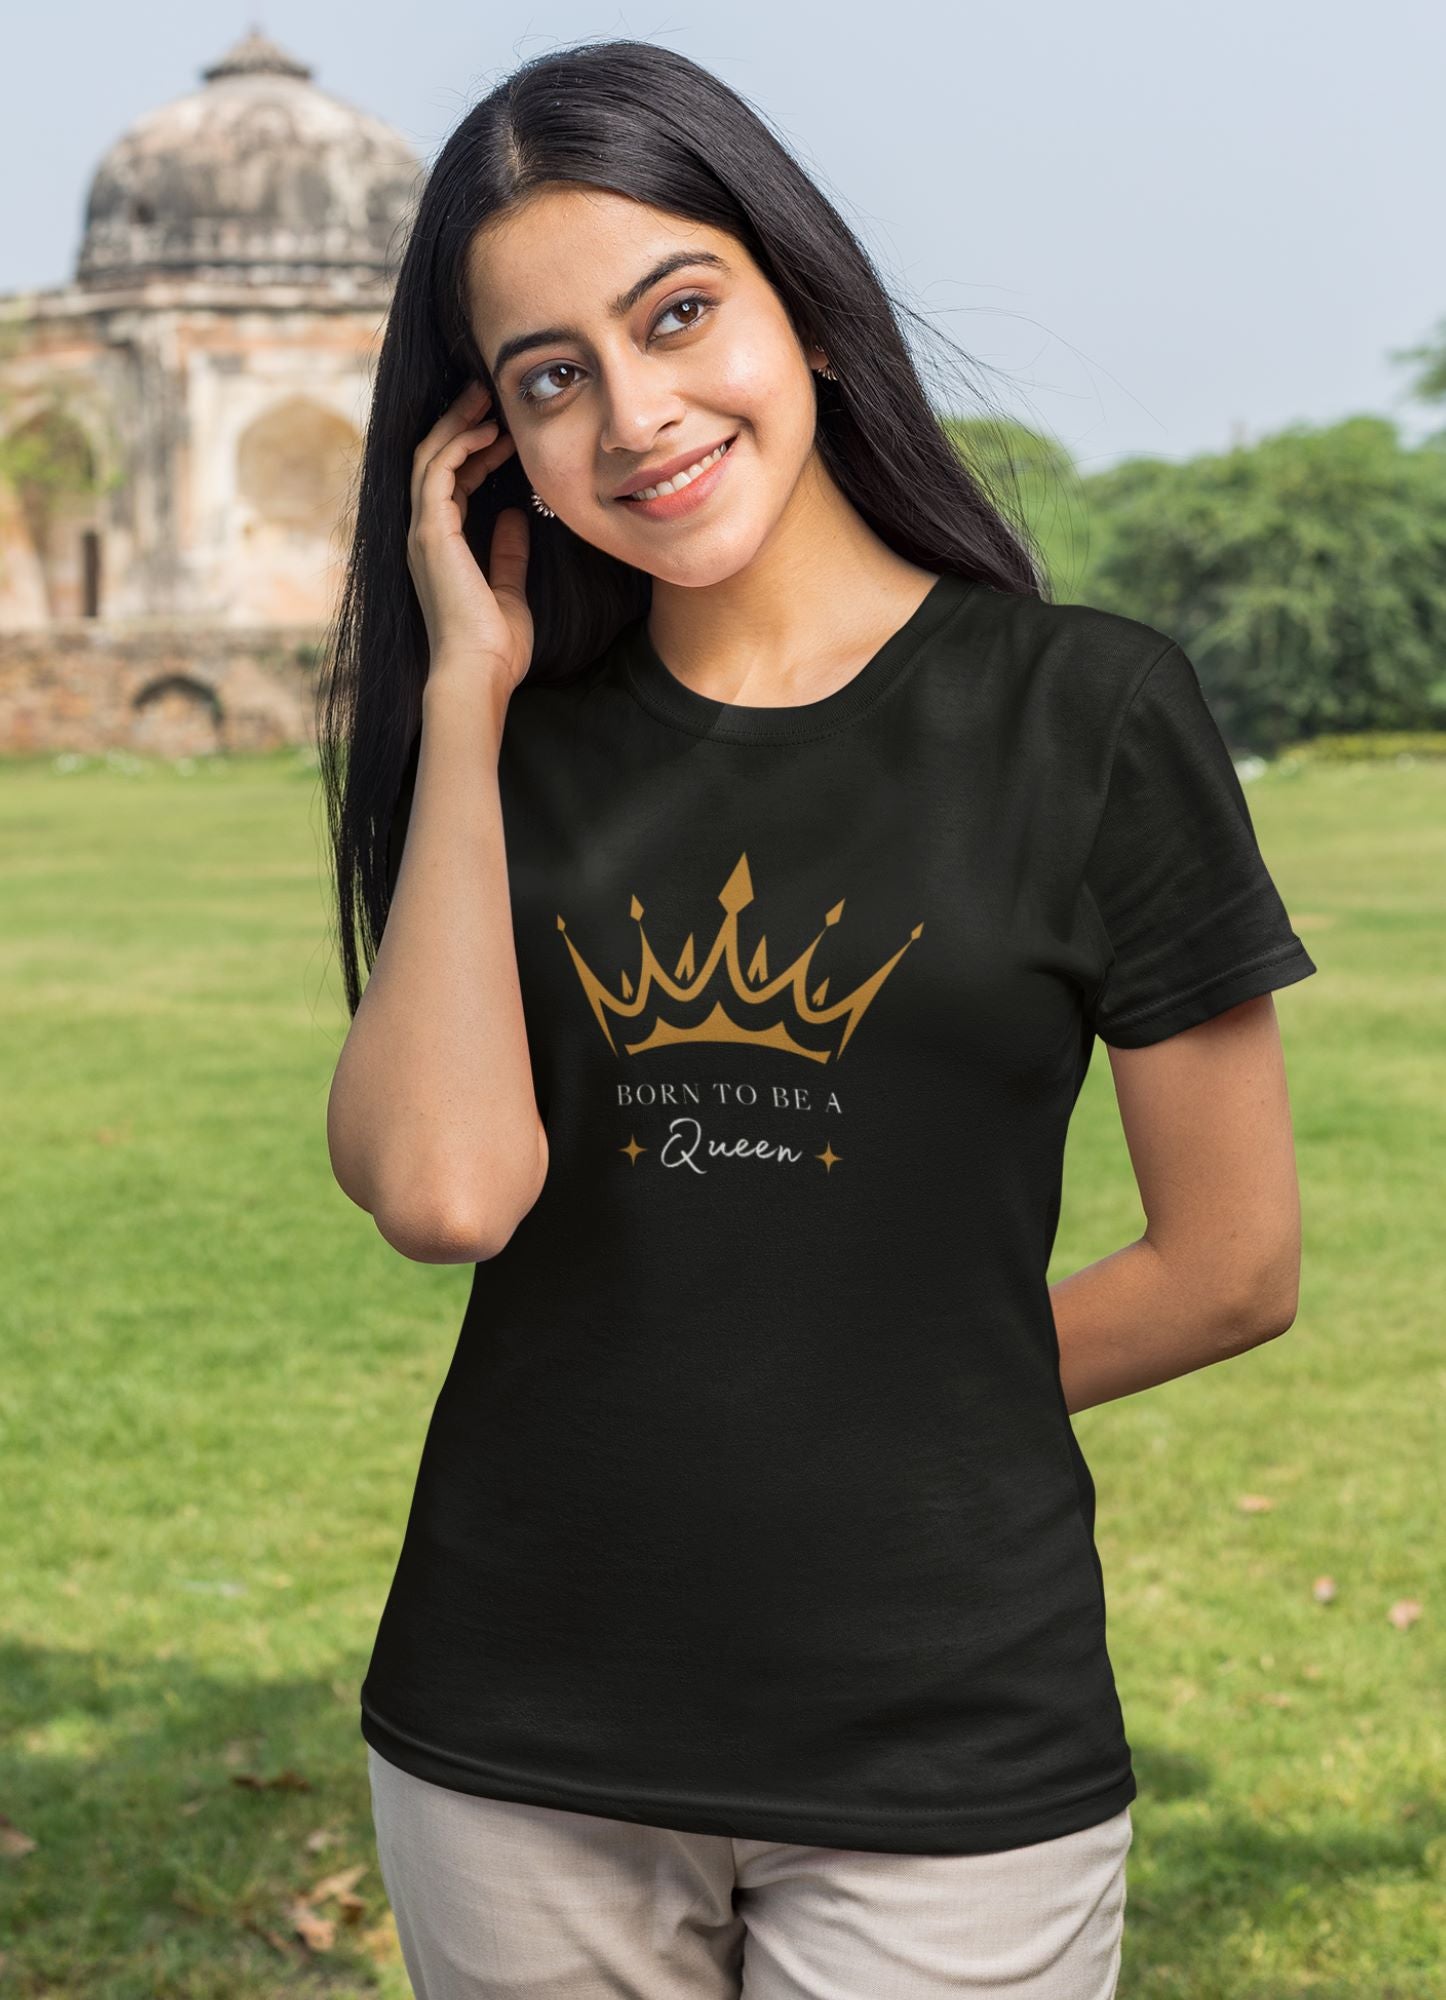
[77, 29, 423, 288]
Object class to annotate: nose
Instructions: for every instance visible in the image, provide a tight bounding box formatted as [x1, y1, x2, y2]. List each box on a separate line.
[596, 349, 690, 458]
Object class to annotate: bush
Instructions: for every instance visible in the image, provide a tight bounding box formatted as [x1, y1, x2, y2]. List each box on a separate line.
[1275, 730, 1446, 765]
[1070, 416, 1446, 754]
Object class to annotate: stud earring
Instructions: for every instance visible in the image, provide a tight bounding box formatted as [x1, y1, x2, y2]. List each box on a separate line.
[530, 489, 556, 518]
[817, 361, 838, 381]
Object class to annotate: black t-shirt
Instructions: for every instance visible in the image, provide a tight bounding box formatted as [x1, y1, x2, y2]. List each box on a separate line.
[358, 570, 1316, 1854]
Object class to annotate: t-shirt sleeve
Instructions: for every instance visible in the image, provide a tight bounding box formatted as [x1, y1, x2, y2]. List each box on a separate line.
[1081, 641, 1317, 1048]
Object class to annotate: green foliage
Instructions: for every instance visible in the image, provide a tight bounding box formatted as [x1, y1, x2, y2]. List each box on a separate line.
[1389, 312, 1446, 406]
[1276, 731, 1446, 765]
[1067, 416, 1446, 754]
[947, 413, 1090, 589]
[946, 411, 1080, 490]
[0, 399, 98, 497]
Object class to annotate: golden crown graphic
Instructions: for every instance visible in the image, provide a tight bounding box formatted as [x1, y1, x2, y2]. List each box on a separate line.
[556, 851, 923, 1063]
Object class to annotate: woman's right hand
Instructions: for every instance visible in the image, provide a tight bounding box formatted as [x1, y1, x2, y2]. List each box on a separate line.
[407, 379, 534, 696]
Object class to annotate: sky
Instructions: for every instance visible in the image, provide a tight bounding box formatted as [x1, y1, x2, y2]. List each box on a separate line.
[2, 0, 1442, 474]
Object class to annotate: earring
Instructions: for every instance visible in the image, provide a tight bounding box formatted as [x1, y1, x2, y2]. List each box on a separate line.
[530, 489, 556, 518]
[817, 361, 838, 381]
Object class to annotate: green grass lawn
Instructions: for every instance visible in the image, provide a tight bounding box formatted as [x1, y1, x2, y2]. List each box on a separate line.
[1, 745, 1441, 1997]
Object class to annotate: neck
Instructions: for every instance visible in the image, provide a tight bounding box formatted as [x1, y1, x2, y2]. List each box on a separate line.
[643, 451, 939, 707]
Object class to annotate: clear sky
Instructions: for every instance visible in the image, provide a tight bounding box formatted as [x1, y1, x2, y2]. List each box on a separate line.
[3, 0, 1441, 472]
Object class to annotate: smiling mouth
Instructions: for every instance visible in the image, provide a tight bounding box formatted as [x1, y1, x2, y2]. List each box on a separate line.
[616, 435, 737, 502]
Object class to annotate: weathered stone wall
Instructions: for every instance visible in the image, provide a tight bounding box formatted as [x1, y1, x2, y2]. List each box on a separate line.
[0, 297, 372, 633]
[0, 623, 323, 755]
[0, 31, 414, 755]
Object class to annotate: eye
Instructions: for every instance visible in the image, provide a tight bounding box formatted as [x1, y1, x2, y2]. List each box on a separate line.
[653, 292, 714, 336]
[515, 293, 717, 407]
[516, 361, 584, 407]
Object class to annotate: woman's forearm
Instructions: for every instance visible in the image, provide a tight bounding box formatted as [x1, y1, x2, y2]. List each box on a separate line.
[326, 670, 547, 1264]
[1050, 1235, 1298, 1415]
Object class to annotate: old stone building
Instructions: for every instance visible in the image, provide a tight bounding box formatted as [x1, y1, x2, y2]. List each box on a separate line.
[0, 29, 421, 752]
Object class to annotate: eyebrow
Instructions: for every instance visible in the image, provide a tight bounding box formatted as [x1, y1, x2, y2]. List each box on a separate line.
[488, 249, 731, 378]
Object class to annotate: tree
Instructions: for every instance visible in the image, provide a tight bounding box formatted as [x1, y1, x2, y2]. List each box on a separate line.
[1074, 416, 1446, 752]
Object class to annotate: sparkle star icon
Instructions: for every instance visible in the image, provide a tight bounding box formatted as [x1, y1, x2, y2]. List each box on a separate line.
[620, 1134, 647, 1164]
[816, 1142, 842, 1171]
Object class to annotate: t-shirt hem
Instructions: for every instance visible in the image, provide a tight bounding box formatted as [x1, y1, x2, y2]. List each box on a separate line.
[359, 1698, 1138, 1856]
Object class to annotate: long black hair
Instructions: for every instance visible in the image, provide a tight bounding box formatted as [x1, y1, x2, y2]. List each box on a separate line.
[318, 37, 1047, 1017]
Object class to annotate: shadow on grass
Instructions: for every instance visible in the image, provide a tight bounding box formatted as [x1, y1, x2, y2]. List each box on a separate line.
[0, 1642, 1439, 1998]
[0, 1635, 396, 1996]
[1120, 1741, 1443, 1998]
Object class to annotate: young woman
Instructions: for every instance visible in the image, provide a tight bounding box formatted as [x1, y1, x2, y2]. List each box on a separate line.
[320, 38, 1316, 2000]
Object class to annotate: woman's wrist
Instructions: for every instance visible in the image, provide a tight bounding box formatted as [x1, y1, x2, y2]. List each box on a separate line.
[422, 660, 514, 742]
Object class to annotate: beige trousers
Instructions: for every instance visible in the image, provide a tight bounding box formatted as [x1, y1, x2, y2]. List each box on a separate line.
[367, 1744, 1132, 1999]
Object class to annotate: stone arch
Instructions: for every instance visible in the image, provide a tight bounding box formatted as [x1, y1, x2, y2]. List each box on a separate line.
[236, 396, 360, 537]
[0, 402, 107, 621]
[131, 674, 224, 756]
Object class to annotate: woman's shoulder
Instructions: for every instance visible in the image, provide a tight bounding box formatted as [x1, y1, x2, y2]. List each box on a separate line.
[942, 581, 1183, 740]
[964, 580, 1177, 677]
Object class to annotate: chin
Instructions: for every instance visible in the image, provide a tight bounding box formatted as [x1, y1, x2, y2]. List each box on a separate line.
[641, 554, 755, 591]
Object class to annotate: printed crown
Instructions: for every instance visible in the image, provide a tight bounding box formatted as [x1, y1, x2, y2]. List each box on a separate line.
[557, 851, 922, 1062]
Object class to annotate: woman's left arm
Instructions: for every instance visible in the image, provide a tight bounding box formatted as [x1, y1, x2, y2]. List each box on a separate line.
[1050, 991, 1304, 1415]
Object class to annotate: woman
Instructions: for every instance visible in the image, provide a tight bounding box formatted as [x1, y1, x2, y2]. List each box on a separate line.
[320, 38, 1316, 2000]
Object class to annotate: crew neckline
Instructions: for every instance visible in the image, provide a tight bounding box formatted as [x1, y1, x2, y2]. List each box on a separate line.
[617, 570, 977, 743]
